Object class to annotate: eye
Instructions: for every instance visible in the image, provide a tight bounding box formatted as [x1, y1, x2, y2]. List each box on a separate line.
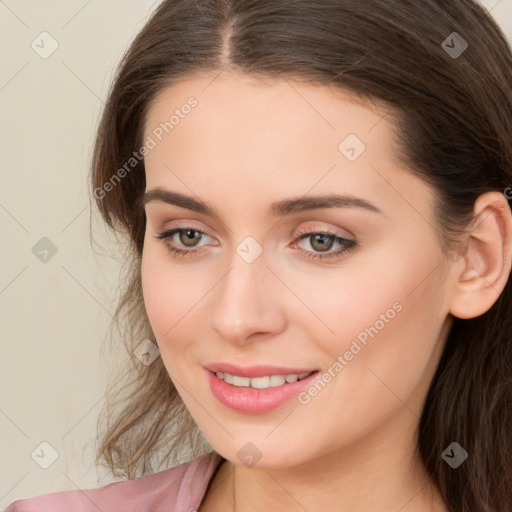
[291, 228, 357, 261]
[154, 227, 212, 257]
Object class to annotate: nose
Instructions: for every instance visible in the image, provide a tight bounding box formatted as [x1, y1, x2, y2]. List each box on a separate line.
[209, 248, 287, 345]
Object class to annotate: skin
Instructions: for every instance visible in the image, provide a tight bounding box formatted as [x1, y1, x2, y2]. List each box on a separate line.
[140, 70, 512, 512]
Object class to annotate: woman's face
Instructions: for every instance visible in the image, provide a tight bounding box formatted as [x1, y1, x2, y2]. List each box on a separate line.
[141, 70, 455, 468]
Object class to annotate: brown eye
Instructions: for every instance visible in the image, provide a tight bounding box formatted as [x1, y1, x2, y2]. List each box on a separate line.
[292, 229, 357, 262]
[178, 229, 203, 247]
[308, 233, 336, 252]
[154, 227, 212, 257]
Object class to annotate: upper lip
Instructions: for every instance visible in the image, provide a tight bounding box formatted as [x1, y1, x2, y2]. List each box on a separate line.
[204, 363, 319, 378]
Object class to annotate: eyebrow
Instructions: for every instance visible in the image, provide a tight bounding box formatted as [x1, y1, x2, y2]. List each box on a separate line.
[142, 188, 383, 217]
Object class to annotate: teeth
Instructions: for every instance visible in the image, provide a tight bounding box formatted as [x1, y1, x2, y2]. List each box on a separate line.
[270, 375, 285, 387]
[251, 376, 270, 389]
[216, 371, 313, 389]
[232, 375, 251, 387]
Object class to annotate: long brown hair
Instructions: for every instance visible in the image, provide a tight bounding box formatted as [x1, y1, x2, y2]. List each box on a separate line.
[90, 1, 512, 510]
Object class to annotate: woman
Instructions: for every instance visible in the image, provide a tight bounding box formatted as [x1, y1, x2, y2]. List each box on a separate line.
[5, 0, 512, 511]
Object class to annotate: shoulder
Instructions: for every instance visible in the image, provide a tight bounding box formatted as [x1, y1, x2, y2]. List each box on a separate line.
[3, 451, 224, 512]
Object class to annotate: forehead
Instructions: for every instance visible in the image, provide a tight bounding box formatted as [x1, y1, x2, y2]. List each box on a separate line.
[142, 71, 434, 226]
[143, 71, 393, 176]
[144, 70, 388, 143]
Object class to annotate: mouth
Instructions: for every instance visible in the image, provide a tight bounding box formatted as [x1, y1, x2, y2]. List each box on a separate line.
[206, 367, 321, 414]
[214, 370, 315, 389]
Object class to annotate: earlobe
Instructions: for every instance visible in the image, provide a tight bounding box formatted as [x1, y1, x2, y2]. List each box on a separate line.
[448, 191, 512, 320]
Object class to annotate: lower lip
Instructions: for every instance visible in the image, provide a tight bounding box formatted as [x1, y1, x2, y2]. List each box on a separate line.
[207, 370, 319, 414]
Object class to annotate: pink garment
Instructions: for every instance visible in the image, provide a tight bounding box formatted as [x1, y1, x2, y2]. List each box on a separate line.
[3, 451, 224, 512]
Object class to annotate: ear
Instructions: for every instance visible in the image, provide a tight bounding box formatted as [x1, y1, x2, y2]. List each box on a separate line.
[448, 191, 512, 319]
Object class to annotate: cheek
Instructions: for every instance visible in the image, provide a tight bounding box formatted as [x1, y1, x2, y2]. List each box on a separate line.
[272, 250, 434, 351]
[140, 243, 216, 357]
[141, 244, 184, 340]
[281, 254, 448, 454]
[141, 247, 170, 331]
[307, 246, 447, 409]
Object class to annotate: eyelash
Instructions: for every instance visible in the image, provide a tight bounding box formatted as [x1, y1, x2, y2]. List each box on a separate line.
[154, 226, 357, 261]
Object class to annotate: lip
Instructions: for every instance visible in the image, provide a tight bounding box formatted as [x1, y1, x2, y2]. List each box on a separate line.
[204, 363, 319, 378]
[206, 367, 320, 414]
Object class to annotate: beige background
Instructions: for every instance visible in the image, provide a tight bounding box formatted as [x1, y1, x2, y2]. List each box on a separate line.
[1, 0, 511, 508]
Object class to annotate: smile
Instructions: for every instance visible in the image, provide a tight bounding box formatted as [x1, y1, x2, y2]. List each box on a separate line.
[207, 369, 320, 414]
[216, 371, 313, 389]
